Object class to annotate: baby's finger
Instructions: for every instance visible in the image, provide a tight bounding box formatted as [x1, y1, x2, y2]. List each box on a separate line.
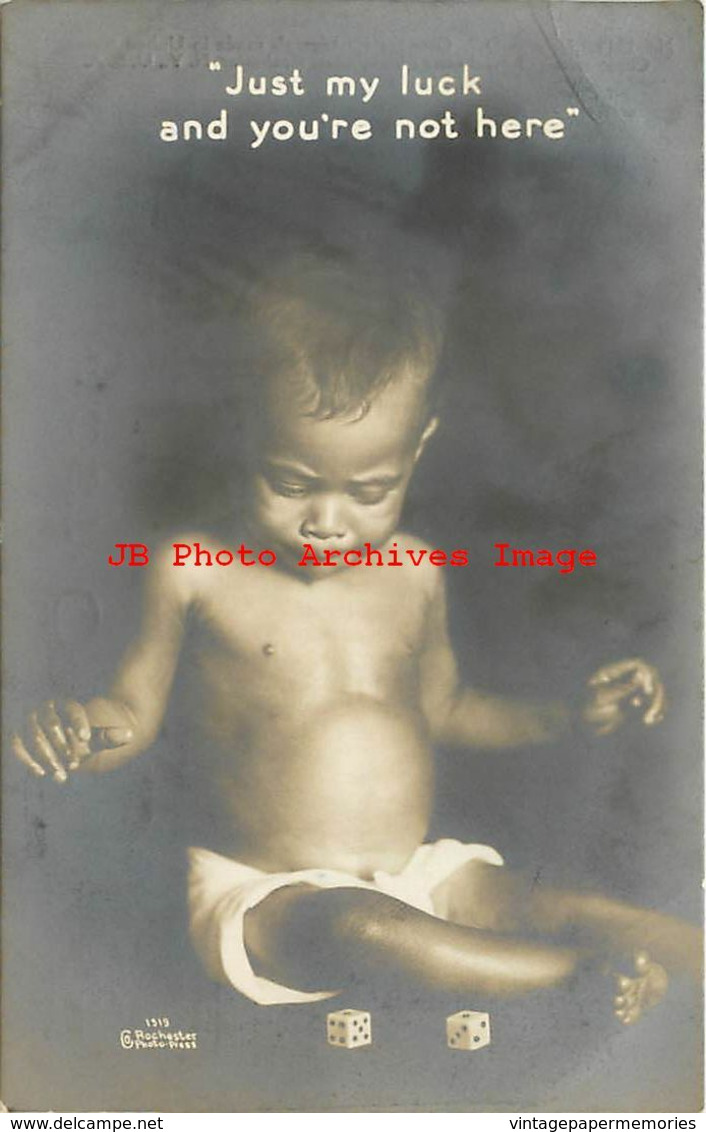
[11, 733, 46, 777]
[643, 681, 666, 726]
[592, 683, 637, 709]
[584, 690, 625, 716]
[587, 717, 622, 736]
[62, 700, 91, 744]
[65, 726, 92, 770]
[583, 701, 622, 732]
[39, 700, 69, 753]
[588, 658, 644, 687]
[28, 712, 67, 782]
[91, 726, 134, 750]
[633, 664, 657, 699]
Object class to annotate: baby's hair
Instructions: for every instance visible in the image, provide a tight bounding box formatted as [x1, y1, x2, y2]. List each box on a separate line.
[249, 251, 444, 421]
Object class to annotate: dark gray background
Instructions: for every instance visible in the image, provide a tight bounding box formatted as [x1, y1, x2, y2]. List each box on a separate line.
[2, 0, 702, 1112]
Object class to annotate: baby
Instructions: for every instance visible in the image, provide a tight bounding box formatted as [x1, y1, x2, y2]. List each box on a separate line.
[12, 255, 700, 1018]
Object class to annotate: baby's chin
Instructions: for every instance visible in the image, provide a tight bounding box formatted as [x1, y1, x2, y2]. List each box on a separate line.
[278, 543, 353, 576]
[276, 538, 390, 577]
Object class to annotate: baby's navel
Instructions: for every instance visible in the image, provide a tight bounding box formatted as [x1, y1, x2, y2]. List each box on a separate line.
[262, 642, 275, 657]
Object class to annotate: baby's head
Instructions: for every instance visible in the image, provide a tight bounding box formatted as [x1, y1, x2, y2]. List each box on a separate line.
[245, 254, 443, 566]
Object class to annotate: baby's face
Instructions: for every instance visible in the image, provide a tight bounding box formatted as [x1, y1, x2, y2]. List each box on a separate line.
[249, 373, 435, 569]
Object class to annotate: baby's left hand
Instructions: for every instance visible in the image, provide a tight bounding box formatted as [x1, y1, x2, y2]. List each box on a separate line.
[582, 658, 666, 736]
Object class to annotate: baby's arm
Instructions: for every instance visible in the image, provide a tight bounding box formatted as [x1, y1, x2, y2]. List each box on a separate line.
[11, 541, 190, 779]
[419, 575, 663, 747]
[419, 574, 571, 748]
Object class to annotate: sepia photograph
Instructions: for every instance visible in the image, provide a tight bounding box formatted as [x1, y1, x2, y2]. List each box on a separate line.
[2, 0, 703, 1113]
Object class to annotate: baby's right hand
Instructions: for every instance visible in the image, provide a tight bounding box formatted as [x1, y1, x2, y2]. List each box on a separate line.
[10, 699, 133, 783]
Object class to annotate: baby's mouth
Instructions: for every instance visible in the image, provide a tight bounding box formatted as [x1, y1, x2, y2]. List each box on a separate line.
[281, 540, 360, 572]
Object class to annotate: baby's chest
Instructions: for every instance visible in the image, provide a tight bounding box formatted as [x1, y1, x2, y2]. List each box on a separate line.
[194, 568, 429, 670]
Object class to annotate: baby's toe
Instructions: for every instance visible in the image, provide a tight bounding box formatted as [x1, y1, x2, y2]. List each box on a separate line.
[619, 1009, 639, 1026]
[634, 950, 651, 974]
[615, 979, 638, 1004]
[614, 1000, 635, 1024]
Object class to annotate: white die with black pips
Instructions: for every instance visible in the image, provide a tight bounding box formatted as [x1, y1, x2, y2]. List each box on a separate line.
[326, 1009, 372, 1049]
[446, 1010, 491, 1050]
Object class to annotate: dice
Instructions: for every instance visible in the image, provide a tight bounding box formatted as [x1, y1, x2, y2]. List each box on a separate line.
[446, 1009, 491, 1050]
[326, 1009, 372, 1049]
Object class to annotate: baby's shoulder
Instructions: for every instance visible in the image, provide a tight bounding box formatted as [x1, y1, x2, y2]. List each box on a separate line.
[394, 532, 450, 595]
[149, 529, 221, 600]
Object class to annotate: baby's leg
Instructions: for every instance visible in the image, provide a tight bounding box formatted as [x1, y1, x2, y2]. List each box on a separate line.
[437, 861, 702, 982]
[550, 890, 702, 983]
[243, 883, 586, 998]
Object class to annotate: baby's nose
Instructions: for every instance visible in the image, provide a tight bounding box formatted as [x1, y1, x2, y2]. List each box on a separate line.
[300, 496, 347, 541]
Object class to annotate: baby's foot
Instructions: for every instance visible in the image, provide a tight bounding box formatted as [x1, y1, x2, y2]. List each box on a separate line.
[613, 949, 668, 1025]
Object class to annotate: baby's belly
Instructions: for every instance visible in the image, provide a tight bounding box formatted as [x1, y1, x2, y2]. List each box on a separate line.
[218, 697, 434, 878]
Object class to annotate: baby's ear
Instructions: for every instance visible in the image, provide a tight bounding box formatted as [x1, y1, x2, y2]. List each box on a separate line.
[415, 416, 439, 461]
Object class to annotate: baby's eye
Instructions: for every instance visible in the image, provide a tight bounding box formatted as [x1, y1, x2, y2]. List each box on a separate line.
[350, 487, 390, 506]
[270, 481, 309, 498]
